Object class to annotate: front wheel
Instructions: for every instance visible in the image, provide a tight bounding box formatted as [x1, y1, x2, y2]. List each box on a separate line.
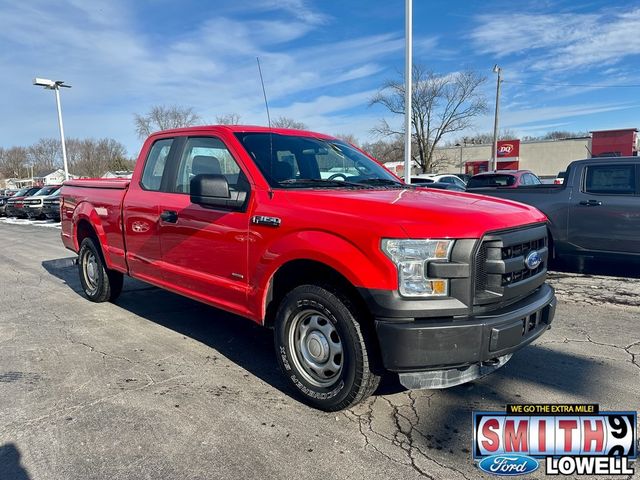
[274, 285, 380, 411]
[78, 238, 123, 303]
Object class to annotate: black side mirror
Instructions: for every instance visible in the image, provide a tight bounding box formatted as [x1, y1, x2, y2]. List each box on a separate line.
[190, 174, 248, 210]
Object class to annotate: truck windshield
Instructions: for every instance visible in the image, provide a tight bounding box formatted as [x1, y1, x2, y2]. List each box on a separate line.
[467, 174, 516, 188]
[234, 132, 402, 188]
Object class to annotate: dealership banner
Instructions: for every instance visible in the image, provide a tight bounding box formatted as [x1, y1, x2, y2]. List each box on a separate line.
[473, 404, 637, 476]
[497, 140, 520, 158]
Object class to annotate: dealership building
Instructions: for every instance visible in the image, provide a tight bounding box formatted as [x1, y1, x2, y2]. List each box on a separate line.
[430, 128, 639, 179]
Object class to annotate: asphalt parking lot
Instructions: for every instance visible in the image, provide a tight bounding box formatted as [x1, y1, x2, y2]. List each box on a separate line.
[0, 221, 638, 480]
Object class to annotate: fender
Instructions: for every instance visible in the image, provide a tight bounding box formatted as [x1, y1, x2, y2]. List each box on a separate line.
[72, 201, 123, 272]
[250, 229, 398, 321]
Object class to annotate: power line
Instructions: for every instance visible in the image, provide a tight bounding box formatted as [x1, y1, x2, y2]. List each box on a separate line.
[503, 80, 640, 88]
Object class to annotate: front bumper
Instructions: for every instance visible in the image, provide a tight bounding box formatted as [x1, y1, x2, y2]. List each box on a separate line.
[26, 206, 44, 218]
[4, 205, 19, 217]
[373, 284, 556, 386]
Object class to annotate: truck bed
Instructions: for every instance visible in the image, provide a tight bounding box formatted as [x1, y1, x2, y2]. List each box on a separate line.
[60, 179, 130, 273]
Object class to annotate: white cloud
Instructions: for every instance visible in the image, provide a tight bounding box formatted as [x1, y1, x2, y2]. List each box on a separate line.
[0, 0, 404, 154]
[470, 7, 640, 72]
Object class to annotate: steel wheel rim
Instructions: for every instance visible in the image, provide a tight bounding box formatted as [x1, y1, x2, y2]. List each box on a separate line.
[288, 309, 343, 388]
[81, 249, 99, 294]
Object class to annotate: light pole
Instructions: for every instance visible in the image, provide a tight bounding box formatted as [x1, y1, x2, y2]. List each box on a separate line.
[455, 143, 463, 173]
[33, 77, 71, 181]
[403, 0, 412, 183]
[490, 65, 502, 172]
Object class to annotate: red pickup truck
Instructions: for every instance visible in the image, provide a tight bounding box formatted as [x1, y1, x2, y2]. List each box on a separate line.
[60, 125, 556, 411]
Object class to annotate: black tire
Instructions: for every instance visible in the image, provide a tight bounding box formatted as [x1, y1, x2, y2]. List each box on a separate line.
[78, 238, 124, 303]
[274, 284, 380, 411]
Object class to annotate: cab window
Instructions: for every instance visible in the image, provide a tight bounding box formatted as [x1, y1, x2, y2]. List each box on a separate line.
[141, 138, 173, 191]
[172, 137, 249, 194]
[584, 165, 635, 195]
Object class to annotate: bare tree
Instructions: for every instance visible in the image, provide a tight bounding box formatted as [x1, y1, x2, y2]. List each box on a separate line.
[361, 138, 404, 164]
[452, 128, 518, 146]
[28, 138, 61, 173]
[134, 105, 202, 139]
[271, 116, 307, 130]
[216, 113, 242, 125]
[66, 138, 128, 177]
[370, 65, 487, 173]
[0, 147, 28, 178]
[334, 133, 359, 146]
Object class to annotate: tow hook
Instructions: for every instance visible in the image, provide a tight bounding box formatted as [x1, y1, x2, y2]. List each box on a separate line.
[482, 357, 501, 367]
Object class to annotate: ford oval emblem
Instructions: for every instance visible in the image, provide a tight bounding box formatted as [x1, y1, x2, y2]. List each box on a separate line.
[524, 250, 542, 270]
[478, 454, 539, 476]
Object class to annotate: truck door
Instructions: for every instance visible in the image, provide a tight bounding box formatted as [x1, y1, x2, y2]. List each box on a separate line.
[567, 163, 639, 254]
[123, 136, 178, 284]
[157, 136, 252, 316]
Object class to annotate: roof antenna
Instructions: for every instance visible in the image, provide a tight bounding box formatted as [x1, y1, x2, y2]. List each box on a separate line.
[257, 57, 275, 196]
[256, 57, 271, 128]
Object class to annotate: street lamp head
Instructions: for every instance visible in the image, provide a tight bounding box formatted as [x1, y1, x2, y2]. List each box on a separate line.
[492, 64, 501, 74]
[33, 77, 56, 88]
[33, 77, 71, 89]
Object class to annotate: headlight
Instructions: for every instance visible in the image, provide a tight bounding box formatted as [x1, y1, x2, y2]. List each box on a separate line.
[381, 239, 453, 297]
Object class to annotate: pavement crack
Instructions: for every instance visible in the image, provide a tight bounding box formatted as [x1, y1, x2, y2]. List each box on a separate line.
[69, 337, 134, 364]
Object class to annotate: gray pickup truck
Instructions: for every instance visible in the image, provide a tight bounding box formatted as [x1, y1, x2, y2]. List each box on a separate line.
[467, 157, 640, 264]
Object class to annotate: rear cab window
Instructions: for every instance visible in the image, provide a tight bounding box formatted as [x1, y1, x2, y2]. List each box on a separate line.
[467, 174, 516, 188]
[584, 164, 636, 195]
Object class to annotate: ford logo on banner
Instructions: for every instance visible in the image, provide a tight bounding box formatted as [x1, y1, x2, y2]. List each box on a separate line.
[478, 454, 539, 476]
[524, 250, 542, 270]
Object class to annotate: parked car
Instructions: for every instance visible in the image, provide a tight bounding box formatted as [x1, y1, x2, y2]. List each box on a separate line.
[411, 178, 465, 191]
[42, 189, 62, 221]
[410, 177, 435, 185]
[416, 173, 467, 189]
[444, 173, 471, 184]
[463, 157, 640, 264]
[23, 185, 61, 219]
[4, 187, 41, 217]
[0, 190, 18, 215]
[554, 171, 566, 185]
[466, 170, 541, 189]
[60, 125, 555, 411]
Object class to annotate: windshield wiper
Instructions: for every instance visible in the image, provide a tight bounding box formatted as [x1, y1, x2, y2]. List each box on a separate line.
[277, 178, 370, 188]
[355, 178, 409, 188]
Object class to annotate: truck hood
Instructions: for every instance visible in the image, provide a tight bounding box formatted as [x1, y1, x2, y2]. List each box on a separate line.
[283, 188, 547, 238]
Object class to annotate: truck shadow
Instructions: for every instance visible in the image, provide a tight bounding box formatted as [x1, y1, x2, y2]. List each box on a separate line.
[41, 257, 289, 394]
[361, 344, 626, 464]
[0, 443, 31, 480]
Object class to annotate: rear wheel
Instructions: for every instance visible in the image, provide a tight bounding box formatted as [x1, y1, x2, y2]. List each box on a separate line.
[274, 285, 380, 411]
[78, 238, 123, 302]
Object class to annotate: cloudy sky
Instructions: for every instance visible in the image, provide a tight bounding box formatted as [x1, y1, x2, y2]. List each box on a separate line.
[1, 0, 639, 156]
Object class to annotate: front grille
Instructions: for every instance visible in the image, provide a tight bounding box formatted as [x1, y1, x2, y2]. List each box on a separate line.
[474, 224, 548, 305]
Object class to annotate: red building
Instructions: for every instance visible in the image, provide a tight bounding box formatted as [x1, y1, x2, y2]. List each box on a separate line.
[590, 128, 638, 157]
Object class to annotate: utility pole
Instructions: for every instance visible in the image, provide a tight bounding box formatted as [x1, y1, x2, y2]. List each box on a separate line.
[490, 65, 502, 172]
[403, 0, 412, 183]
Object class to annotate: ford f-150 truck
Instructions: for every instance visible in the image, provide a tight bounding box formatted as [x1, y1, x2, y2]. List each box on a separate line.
[465, 157, 640, 265]
[60, 125, 556, 411]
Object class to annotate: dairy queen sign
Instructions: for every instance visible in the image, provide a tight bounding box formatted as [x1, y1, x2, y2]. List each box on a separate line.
[497, 140, 520, 158]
